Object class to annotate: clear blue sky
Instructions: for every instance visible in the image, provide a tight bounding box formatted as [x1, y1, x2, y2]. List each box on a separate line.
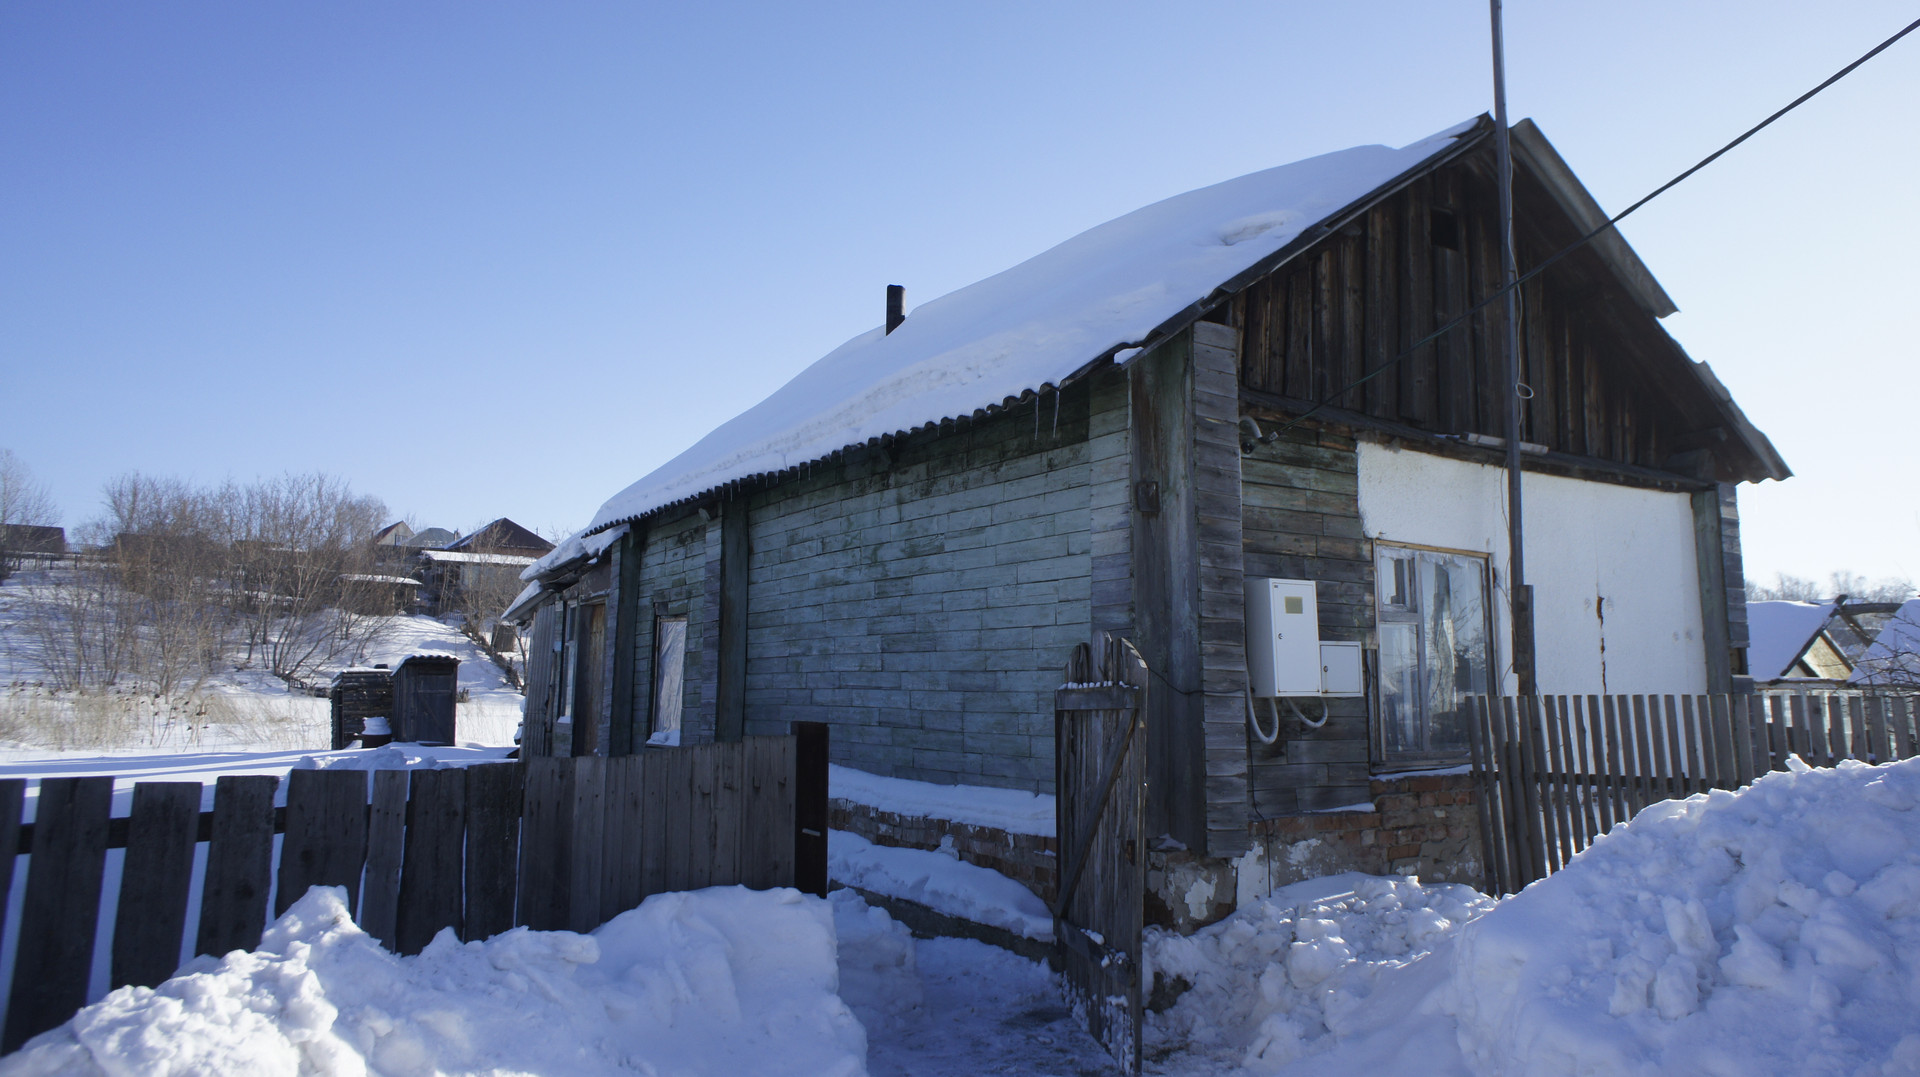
[3, 2, 1915, 586]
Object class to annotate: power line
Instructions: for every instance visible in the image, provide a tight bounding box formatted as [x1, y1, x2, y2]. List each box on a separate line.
[1271, 14, 1920, 436]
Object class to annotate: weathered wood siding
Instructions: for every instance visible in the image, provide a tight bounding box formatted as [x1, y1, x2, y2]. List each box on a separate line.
[737, 382, 1095, 791]
[1239, 427, 1372, 814]
[1232, 147, 1738, 479]
[623, 513, 713, 748]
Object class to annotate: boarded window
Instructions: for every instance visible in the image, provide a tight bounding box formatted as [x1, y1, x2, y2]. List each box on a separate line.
[1377, 546, 1491, 759]
[649, 616, 687, 746]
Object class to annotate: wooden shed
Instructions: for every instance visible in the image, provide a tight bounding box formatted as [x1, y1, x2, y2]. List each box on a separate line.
[511, 115, 1787, 905]
[391, 654, 459, 745]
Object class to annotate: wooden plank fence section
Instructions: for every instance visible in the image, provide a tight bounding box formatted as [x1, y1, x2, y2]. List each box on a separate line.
[277, 769, 369, 919]
[465, 763, 523, 943]
[396, 768, 467, 955]
[3, 777, 111, 1053]
[0, 729, 823, 1050]
[1471, 691, 1920, 894]
[361, 769, 408, 950]
[111, 782, 200, 991]
[196, 774, 279, 959]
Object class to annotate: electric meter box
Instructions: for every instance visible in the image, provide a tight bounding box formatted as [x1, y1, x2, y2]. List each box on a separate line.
[1318, 641, 1364, 697]
[1245, 577, 1322, 696]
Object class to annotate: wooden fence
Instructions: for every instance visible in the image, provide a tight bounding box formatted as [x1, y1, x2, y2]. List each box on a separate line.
[1469, 692, 1920, 895]
[0, 727, 827, 1053]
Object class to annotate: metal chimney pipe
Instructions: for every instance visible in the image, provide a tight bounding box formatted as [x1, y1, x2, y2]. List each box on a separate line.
[885, 285, 905, 334]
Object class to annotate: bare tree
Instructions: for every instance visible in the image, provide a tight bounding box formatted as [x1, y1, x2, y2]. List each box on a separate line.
[1747, 570, 1915, 604]
[0, 449, 59, 583]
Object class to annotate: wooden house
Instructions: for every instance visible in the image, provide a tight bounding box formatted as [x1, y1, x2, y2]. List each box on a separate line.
[511, 116, 1786, 873]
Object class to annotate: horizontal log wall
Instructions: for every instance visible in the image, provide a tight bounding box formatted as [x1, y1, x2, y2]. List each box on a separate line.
[740, 382, 1095, 791]
[1239, 424, 1372, 813]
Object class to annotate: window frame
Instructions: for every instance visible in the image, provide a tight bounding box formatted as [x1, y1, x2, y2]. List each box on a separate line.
[1373, 542, 1496, 764]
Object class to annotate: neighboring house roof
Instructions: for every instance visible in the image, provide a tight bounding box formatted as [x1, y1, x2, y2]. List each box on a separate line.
[448, 518, 554, 556]
[1851, 598, 1920, 686]
[559, 115, 1785, 553]
[340, 573, 423, 586]
[403, 527, 459, 549]
[1746, 601, 1836, 680]
[0, 524, 66, 555]
[419, 549, 536, 567]
[371, 521, 415, 546]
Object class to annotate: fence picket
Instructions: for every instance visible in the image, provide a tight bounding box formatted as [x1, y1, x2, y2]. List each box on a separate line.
[196, 774, 279, 959]
[361, 769, 408, 949]
[277, 769, 370, 918]
[1489, 697, 1523, 892]
[639, 749, 670, 899]
[0, 781, 24, 982]
[1897, 697, 1916, 761]
[1518, 698, 1551, 882]
[1848, 696, 1869, 763]
[396, 768, 466, 954]
[1732, 697, 1757, 787]
[111, 782, 200, 990]
[4, 777, 113, 1053]
[517, 757, 567, 931]
[566, 756, 605, 934]
[1466, 697, 1499, 895]
[1598, 696, 1622, 829]
[1683, 696, 1708, 795]
[464, 762, 523, 943]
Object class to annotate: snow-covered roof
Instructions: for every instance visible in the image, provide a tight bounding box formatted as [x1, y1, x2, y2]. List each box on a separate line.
[1746, 600, 1835, 680]
[419, 550, 536, 567]
[577, 118, 1485, 537]
[522, 523, 628, 581]
[501, 580, 548, 624]
[339, 573, 423, 586]
[1851, 598, 1920, 686]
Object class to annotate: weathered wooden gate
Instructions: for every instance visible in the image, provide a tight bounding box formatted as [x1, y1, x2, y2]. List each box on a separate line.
[1053, 635, 1148, 1074]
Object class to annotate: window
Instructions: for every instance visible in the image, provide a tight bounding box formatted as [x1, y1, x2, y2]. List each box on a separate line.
[1376, 545, 1492, 759]
[649, 615, 687, 746]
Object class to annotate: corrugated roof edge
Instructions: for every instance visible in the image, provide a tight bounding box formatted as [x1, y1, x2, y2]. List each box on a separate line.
[575, 116, 1496, 542]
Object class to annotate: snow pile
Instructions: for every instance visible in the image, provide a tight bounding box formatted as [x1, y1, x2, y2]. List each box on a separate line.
[1440, 757, 1920, 1077]
[829, 830, 1053, 941]
[1145, 873, 1493, 1073]
[3, 885, 866, 1077]
[829, 763, 1055, 836]
[829, 889, 925, 1036]
[579, 121, 1478, 533]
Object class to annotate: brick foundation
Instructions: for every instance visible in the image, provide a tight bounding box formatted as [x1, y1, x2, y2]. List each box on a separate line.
[828, 799, 1058, 902]
[1245, 771, 1484, 892]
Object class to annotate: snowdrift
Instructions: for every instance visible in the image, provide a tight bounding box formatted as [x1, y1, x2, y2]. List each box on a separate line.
[2, 886, 866, 1077]
[1442, 757, 1920, 1076]
[1147, 758, 1920, 1076]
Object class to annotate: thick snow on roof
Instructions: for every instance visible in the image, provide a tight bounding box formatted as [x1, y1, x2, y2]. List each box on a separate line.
[582, 120, 1479, 535]
[523, 522, 629, 580]
[1851, 597, 1920, 686]
[1746, 600, 1834, 680]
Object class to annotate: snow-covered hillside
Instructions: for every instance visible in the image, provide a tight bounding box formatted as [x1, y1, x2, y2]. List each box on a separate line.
[0, 566, 523, 752]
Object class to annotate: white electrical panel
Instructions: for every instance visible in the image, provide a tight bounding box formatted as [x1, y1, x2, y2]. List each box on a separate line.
[1244, 577, 1322, 696]
[1319, 642, 1364, 697]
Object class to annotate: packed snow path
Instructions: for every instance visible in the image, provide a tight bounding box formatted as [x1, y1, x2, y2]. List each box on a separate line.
[832, 891, 1120, 1076]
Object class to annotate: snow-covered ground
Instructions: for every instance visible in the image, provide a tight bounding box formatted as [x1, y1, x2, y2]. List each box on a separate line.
[12, 757, 1920, 1074]
[2, 886, 868, 1077]
[0, 565, 523, 754]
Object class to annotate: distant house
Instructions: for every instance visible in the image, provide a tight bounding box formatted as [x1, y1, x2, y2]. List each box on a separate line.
[448, 519, 553, 560]
[1748, 598, 1917, 686]
[413, 519, 552, 618]
[0, 524, 65, 558]
[509, 116, 1785, 886]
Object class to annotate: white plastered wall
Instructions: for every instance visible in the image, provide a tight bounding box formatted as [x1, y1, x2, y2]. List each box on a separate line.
[1356, 441, 1707, 695]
